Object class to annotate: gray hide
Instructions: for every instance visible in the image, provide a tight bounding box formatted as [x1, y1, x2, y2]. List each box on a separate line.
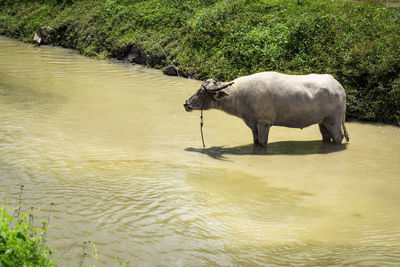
[184, 71, 349, 147]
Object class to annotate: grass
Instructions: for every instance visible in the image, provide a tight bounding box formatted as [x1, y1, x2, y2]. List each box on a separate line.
[0, 0, 399, 125]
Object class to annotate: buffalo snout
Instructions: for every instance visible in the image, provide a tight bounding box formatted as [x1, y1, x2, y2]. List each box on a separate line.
[183, 101, 192, 112]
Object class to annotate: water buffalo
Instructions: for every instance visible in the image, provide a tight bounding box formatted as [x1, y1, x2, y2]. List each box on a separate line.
[183, 71, 349, 147]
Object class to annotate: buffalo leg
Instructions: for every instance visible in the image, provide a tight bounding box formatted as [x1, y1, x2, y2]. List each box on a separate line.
[244, 119, 259, 144]
[252, 128, 260, 144]
[319, 123, 332, 142]
[332, 129, 344, 145]
[257, 123, 271, 147]
[324, 123, 343, 145]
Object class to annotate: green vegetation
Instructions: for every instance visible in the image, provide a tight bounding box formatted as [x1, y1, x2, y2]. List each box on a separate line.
[0, 0, 399, 124]
[0, 203, 55, 266]
[0, 187, 128, 267]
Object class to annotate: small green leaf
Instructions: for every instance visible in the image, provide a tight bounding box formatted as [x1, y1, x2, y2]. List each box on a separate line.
[16, 231, 26, 241]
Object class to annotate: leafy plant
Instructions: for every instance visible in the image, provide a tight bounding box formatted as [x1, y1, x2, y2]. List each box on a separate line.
[0, 203, 56, 267]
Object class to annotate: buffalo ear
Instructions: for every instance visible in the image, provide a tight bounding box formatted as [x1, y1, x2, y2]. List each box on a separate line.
[212, 89, 229, 101]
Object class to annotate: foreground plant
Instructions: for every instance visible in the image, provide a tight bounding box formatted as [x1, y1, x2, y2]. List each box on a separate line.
[0, 202, 56, 266]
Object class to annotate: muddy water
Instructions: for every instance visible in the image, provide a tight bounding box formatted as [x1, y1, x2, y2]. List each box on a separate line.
[1, 36, 399, 266]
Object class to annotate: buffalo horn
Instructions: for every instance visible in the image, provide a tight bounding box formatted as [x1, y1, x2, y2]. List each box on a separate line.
[205, 81, 234, 92]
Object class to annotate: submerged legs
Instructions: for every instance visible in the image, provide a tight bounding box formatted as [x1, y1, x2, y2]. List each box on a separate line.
[245, 120, 271, 147]
[251, 128, 260, 144]
[257, 123, 271, 147]
[319, 123, 332, 142]
[320, 121, 344, 145]
[247, 119, 346, 147]
[244, 119, 262, 145]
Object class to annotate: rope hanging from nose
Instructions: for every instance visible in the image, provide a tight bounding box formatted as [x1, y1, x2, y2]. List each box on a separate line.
[200, 109, 205, 149]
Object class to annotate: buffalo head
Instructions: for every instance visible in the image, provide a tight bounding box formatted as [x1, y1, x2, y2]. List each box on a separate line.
[183, 78, 234, 112]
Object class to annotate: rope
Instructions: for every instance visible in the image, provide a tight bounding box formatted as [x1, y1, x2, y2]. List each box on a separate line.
[200, 109, 205, 149]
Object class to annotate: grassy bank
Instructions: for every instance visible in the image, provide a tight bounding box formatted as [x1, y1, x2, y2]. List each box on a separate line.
[0, 0, 399, 125]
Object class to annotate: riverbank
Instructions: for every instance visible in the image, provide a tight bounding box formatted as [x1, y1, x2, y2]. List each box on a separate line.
[0, 0, 399, 125]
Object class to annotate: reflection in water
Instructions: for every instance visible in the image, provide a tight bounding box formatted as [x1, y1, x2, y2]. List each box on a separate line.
[186, 140, 348, 160]
[1, 36, 400, 266]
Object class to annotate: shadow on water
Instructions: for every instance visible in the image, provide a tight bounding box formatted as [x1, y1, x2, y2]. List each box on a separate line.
[186, 140, 348, 160]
